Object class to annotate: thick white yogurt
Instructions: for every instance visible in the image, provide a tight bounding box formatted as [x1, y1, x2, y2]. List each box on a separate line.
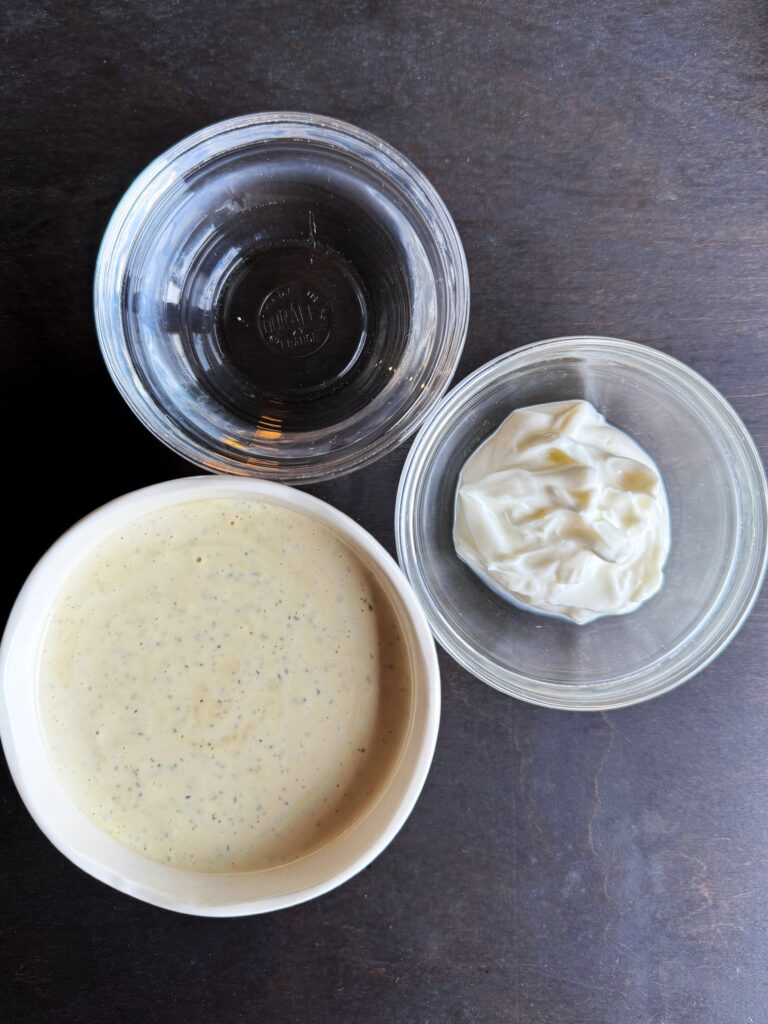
[453, 400, 670, 624]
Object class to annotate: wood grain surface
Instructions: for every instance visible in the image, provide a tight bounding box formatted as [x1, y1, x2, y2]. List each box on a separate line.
[1, 2, 767, 1022]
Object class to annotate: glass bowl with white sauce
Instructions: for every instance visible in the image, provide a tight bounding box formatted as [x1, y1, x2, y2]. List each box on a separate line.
[396, 336, 768, 710]
[94, 113, 469, 484]
[0, 477, 440, 915]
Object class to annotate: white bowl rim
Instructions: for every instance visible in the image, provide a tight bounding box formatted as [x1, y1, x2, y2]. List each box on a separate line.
[0, 476, 441, 915]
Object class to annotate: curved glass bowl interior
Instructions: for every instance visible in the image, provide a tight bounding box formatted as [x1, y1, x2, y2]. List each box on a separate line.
[96, 115, 468, 482]
[397, 339, 767, 709]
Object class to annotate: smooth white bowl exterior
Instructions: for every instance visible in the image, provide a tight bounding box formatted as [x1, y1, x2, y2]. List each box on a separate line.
[0, 477, 440, 916]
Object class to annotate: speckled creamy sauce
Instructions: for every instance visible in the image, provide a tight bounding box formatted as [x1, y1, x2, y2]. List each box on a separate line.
[37, 498, 412, 873]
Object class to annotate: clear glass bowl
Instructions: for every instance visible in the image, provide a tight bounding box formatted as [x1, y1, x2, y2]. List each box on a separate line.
[94, 113, 469, 483]
[396, 337, 768, 710]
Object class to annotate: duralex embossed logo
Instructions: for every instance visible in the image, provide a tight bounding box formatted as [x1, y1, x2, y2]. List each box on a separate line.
[258, 284, 332, 357]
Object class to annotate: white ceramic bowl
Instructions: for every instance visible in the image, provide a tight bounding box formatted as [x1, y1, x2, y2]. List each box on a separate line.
[0, 477, 440, 916]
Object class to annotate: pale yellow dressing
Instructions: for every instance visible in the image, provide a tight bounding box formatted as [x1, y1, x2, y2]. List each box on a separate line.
[37, 498, 412, 872]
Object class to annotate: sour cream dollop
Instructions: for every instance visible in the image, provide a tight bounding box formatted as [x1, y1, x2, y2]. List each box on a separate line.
[453, 400, 671, 624]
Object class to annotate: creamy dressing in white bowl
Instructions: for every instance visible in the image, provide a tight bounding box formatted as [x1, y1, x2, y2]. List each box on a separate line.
[0, 477, 440, 915]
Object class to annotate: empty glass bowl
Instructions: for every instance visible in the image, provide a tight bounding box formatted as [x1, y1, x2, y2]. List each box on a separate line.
[396, 337, 768, 710]
[94, 113, 469, 483]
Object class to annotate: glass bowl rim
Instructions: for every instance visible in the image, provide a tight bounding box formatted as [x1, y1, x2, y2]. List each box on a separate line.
[93, 111, 470, 484]
[395, 335, 768, 711]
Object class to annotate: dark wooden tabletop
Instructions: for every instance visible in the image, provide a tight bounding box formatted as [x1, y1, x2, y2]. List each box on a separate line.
[2, 2, 767, 1022]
